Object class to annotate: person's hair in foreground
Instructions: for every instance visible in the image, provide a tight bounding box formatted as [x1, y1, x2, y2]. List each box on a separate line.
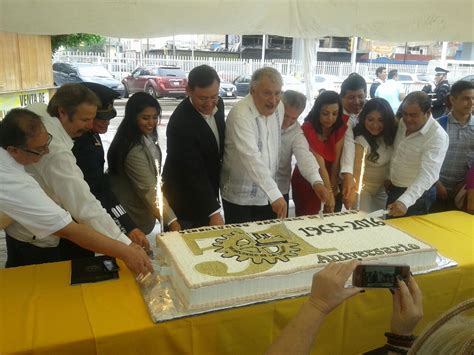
[187, 64, 220, 90]
[410, 299, 474, 354]
[282, 90, 306, 111]
[353, 98, 397, 163]
[0, 108, 43, 149]
[304, 90, 343, 135]
[47, 83, 100, 119]
[107, 92, 161, 175]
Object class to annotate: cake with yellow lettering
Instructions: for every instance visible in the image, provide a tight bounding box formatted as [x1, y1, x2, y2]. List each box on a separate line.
[156, 211, 437, 310]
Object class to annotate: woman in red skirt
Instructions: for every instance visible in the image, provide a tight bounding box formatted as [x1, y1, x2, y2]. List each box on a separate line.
[291, 91, 348, 216]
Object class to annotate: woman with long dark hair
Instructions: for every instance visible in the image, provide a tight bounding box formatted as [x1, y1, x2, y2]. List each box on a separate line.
[108, 92, 181, 233]
[349, 98, 397, 211]
[291, 91, 348, 215]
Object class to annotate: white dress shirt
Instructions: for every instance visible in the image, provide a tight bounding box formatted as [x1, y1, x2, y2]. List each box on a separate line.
[390, 117, 449, 208]
[188, 99, 221, 217]
[12, 103, 131, 246]
[221, 95, 283, 205]
[277, 121, 322, 194]
[1, 148, 72, 247]
[340, 112, 358, 174]
[190, 98, 220, 151]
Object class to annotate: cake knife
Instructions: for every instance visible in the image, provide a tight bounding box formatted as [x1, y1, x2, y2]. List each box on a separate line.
[319, 202, 325, 220]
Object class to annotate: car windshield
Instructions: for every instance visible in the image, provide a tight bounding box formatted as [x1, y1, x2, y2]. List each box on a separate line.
[77, 65, 113, 78]
[152, 68, 185, 77]
[398, 74, 416, 81]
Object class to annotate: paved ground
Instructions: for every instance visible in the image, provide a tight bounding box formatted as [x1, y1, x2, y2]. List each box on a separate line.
[0, 97, 295, 268]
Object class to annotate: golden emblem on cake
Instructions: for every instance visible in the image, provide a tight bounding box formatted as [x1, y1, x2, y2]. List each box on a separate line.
[181, 222, 336, 277]
[213, 229, 301, 264]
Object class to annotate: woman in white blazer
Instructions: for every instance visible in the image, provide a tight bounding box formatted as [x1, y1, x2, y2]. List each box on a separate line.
[108, 92, 181, 234]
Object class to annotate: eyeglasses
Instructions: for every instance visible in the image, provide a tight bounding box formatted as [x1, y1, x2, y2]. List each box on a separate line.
[19, 133, 53, 156]
[196, 95, 219, 103]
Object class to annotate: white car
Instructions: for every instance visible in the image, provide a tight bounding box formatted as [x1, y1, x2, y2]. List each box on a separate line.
[397, 72, 427, 93]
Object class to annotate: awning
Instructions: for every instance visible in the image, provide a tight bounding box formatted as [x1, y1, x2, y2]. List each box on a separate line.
[0, 0, 472, 41]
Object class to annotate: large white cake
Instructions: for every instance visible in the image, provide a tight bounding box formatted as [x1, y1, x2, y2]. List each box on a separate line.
[156, 211, 437, 310]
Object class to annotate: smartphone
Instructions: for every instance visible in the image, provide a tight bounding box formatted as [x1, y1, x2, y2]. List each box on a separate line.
[103, 258, 120, 273]
[352, 263, 410, 288]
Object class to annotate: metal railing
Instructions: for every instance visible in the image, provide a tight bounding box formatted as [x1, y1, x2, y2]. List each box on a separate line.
[52, 51, 473, 95]
[53, 51, 436, 80]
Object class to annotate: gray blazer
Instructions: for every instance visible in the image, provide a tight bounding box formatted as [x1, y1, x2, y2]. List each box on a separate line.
[109, 143, 176, 234]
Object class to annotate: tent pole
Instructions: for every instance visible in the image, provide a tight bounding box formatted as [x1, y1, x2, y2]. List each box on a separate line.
[441, 41, 448, 60]
[350, 36, 358, 72]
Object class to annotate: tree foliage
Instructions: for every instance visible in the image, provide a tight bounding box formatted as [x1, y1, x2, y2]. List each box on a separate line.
[51, 33, 104, 52]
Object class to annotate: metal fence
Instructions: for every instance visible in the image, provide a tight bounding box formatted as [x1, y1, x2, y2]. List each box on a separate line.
[53, 51, 433, 82]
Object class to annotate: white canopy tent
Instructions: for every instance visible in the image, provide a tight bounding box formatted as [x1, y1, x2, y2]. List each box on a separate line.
[0, 0, 472, 41]
[1, 0, 473, 105]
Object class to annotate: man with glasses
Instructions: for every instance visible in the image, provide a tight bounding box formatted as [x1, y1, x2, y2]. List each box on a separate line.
[162, 65, 226, 228]
[0, 108, 153, 273]
[20, 84, 149, 262]
[220, 67, 287, 223]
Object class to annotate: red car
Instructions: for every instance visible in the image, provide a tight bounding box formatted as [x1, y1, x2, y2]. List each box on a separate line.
[122, 66, 187, 99]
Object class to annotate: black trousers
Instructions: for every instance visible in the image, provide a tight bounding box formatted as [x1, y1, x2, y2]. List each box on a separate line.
[222, 199, 277, 224]
[59, 238, 94, 261]
[5, 234, 61, 268]
[386, 184, 436, 218]
[178, 218, 210, 230]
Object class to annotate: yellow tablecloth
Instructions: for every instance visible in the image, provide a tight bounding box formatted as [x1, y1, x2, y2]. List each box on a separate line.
[0, 211, 472, 355]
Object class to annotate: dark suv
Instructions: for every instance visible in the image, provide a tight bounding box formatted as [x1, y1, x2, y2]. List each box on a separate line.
[52, 62, 125, 97]
[122, 66, 188, 99]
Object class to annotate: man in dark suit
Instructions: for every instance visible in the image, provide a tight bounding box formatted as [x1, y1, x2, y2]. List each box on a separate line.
[162, 65, 226, 228]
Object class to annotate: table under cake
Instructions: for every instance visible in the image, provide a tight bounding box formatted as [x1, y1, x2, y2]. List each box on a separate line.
[0, 211, 472, 355]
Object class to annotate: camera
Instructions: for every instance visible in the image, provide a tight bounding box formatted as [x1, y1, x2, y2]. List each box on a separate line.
[352, 263, 410, 288]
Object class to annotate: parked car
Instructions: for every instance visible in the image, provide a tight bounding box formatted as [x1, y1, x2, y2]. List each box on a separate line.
[233, 75, 251, 96]
[455, 74, 474, 83]
[122, 66, 187, 99]
[53, 62, 125, 97]
[219, 82, 237, 99]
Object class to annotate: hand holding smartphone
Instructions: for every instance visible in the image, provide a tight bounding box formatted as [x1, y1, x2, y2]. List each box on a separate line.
[352, 263, 410, 288]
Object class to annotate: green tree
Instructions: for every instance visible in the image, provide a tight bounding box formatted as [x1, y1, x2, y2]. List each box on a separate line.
[51, 33, 104, 52]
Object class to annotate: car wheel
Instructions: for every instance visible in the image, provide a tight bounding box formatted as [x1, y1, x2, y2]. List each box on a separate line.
[123, 83, 130, 98]
[146, 85, 156, 98]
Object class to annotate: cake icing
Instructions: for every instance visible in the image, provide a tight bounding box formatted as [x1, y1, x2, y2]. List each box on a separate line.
[156, 211, 437, 310]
